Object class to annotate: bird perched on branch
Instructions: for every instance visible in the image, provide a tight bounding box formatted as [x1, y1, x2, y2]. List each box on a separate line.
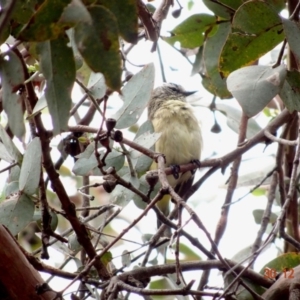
[148, 83, 202, 235]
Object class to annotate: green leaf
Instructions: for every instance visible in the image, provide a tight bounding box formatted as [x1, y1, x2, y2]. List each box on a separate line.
[220, 1, 284, 77]
[251, 187, 267, 197]
[0, 51, 25, 139]
[204, 0, 285, 19]
[11, 0, 37, 25]
[0, 194, 34, 235]
[113, 63, 155, 129]
[37, 35, 75, 135]
[202, 0, 236, 18]
[97, 0, 138, 43]
[227, 65, 286, 117]
[18, 0, 72, 41]
[19, 137, 42, 195]
[101, 251, 113, 266]
[163, 14, 217, 49]
[279, 70, 300, 113]
[202, 22, 232, 99]
[260, 253, 300, 275]
[74, 5, 121, 91]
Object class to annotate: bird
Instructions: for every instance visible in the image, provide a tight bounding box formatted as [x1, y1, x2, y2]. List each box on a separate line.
[148, 83, 202, 235]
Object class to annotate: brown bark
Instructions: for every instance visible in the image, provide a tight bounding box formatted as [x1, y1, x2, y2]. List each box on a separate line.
[0, 225, 53, 300]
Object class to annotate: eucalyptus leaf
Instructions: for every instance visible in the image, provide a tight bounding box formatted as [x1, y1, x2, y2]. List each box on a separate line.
[0, 125, 22, 164]
[74, 5, 121, 91]
[227, 65, 286, 117]
[216, 103, 261, 138]
[110, 173, 140, 207]
[132, 175, 149, 210]
[282, 19, 300, 66]
[87, 72, 106, 99]
[128, 120, 157, 174]
[59, 0, 91, 25]
[0, 193, 34, 235]
[163, 14, 217, 49]
[130, 132, 161, 159]
[98, 0, 138, 43]
[0, 143, 17, 163]
[220, 1, 284, 77]
[279, 70, 300, 113]
[202, 22, 232, 99]
[73, 146, 124, 176]
[68, 232, 82, 254]
[0, 51, 26, 139]
[37, 35, 76, 135]
[4, 181, 19, 198]
[30, 94, 47, 118]
[121, 250, 131, 268]
[252, 209, 277, 225]
[113, 63, 155, 129]
[18, 0, 72, 41]
[19, 137, 42, 195]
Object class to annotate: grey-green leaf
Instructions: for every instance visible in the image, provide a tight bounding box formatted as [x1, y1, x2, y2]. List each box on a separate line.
[227, 65, 287, 117]
[87, 72, 106, 99]
[132, 174, 149, 210]
[19, 137, 42, 195]
[37, 35, 75, 135]
[0, 125, 22, 164]
[0, 51, 25, 138]
[121, 250, 131, 268]
[0, 193, 34, 235]
[279, 70, 300, 112]
[110, 173, 140, 207]
[73, 144, 124, 176]
[113, 63, 155, 129]
[282, 18, 300, 66]
[216, 102, 262, 138]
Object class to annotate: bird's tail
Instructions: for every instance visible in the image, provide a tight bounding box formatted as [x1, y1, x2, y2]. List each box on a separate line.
[156, 194, 172, 237]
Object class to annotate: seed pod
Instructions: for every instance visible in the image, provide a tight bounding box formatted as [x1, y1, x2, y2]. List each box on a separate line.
[172, 8, 182, 18]
[145, 172, 158, 188]
[106, 118, 117, 132]
[103, 180, 116, 193]
[114, 130, 123, 142]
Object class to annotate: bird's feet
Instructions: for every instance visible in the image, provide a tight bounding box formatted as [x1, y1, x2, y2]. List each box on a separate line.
[191, 159, 201, 175]
[170, 164, 180, 179]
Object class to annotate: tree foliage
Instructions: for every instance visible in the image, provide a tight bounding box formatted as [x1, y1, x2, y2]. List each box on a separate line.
[0, 0, 300, 299]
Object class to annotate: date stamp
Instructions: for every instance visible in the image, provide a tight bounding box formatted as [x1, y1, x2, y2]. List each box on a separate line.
[264, 267, 294, 279]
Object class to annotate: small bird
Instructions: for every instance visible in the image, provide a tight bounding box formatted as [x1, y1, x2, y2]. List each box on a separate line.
[148, 83, 202, 234]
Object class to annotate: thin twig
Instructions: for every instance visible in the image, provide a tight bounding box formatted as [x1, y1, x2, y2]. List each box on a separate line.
[264, 126, 297, 145]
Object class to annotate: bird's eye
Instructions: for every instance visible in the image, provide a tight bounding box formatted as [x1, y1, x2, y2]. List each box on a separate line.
[168, 84, 180, 92]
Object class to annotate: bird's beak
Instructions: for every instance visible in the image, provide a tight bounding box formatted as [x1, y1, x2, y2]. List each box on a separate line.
[183, 90, 197, 96]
